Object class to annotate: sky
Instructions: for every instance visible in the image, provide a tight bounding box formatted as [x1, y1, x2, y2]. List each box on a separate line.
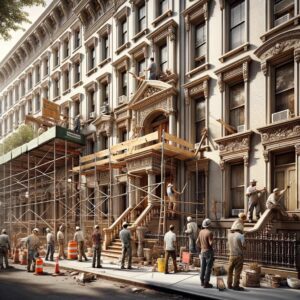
[0, 0, 53, 63]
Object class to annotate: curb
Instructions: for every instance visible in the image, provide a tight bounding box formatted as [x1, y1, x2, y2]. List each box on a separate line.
[44, 262, 220, 300]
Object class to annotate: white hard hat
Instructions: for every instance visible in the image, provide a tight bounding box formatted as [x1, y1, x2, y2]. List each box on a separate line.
[94, 225, 99, 229]
[76, 226, 80, 231]
[168, 183, 173, 186]
[202, 218, 211, 228]
[1, 229, 7, 234]
[250, 179, 257, 183]
[273, 188, 279, 193]
[33, 228, 39, 233]
[46, 228, 50, 232]
[122, 221, 128, 227]
[187, 216, 192, 222]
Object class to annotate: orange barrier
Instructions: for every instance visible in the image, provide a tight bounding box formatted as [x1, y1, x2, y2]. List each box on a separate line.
[67, 240, 78, 260]
[54, 257, 60, 274]
[21, 250, 28, 265]
[13, 248, 20, 264]
[35, 258, 43, 275]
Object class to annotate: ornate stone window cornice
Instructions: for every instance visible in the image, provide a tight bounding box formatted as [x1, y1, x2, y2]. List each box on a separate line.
[51, 70, 61, 80]
[70, 52, 82, 63]
[215, 130, 253, 165]
[96, 72, 111, 85]
[97, 24, 111, 37]
[60, 30, 71, 42]
[114, 6, 130, 21]
[85, 36, 98, 48]
[254, 29, 300, 76]
[41, 51, 51, 59]
[94, 114, 114, 136]
[112, 55, 130, 71]
[214, 55, 251, 92]
[61, 62, 71, 71]
[182, 0, 209, 29]
[83, 80, 97, 91]
[147, 19, 177, 44]
[41, 80, 49, 88]
[183, 75, 210, 105]
[128, 41, 149, 60]
[257, 117, 300, 156]
[71, 92, 83, 102]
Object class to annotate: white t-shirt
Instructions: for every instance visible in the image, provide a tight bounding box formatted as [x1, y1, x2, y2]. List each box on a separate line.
[164, 230, 176, 251]
[246, 186, 259, 204]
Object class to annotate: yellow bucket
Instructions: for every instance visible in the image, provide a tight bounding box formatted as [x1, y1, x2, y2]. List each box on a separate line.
[157, 258, 165, 272]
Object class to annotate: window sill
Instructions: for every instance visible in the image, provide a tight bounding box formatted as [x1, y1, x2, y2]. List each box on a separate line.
[86, 67, 97, 77]
[73, 45, 81, 54]
[53, 96, 61, 102]
[35, 81, 41, 86]
[73, 80, 83, 88]
[219, 42, 250, 63]
[186, 63, 209, 78]
[260, 16, 300, 42]
[115, 42, 130, 55]
[52, 64, 60, 71]
[61, 56, 70, 64]
[62, 89, 71, 96]
[132, 29, 149, 42]
[98, 57, 111, 68]
[42, 75, 49, 81]
[152, 9, 173, 28]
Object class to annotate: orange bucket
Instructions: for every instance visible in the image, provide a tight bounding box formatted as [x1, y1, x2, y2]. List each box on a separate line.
[35, 258, 44, 275]
[67, 240, 78, 260]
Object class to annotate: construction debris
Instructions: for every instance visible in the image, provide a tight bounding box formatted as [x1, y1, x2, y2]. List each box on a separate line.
[76, 272, 96, 283]
[131, 287, 145, 293]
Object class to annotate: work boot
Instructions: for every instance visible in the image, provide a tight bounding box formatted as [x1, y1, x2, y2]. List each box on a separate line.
[233, 286, 245, 291]
[204, 282, 213, 288]
[127, 266, 132, 270]
[201, 280, 205, 287]
[97, 265, 102, 268]
[228, 284, 233, 289]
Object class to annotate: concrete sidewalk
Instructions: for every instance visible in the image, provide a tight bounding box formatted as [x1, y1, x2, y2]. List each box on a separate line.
[44, 259, 300, 300]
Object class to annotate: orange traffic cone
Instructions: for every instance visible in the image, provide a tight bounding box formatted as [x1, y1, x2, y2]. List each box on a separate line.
[13, 248, 20, 264]
[54, 257, 60, 274]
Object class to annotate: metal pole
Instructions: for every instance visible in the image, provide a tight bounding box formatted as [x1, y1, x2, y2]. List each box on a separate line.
[27, 152, 30, 235]
[161, 130, 166, 234]
[108, 145, 112, 227]
[9, 162, 12, 236]
[34, 157, 37, 228]
[65, 140, 68, 242]
[54, 140, 57, 236]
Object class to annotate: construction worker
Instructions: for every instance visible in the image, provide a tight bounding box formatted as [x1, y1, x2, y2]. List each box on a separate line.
[0, 229, 11, 269]
[231, 212, 247, 233]
[57, 225, 66, 260]
[166, 183, 181, 219]
[74, 226, 88, 262]
[45, 228, 54, 261]
[227, 222, 245, 291]
[196, 218, 214, 288]
[26, 228, 40, 272]
[266, 186, 290, 210]
[92, 225, 102, 268]
[145, 57, 157, 80]
[185, 216, 198, 253]
[119, 222, 132, 270]
[164, 224, 178, 274]
[246, 179, 266, 222]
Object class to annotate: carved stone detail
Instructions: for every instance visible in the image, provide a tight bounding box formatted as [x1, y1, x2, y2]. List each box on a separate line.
[219, 160, 225, 171]
[263, 150, 269, 162]
[141, 87, 161, 99]
[295, 143, 300, 156]
[217, 73, 224, 92]
[203, 80, 208, 99]
[242, 61, 248, 82]
[168, 26, 176, 42]
[218, 137, 249, 155]
[295, 48, 300, 63]
[185, 15, 190, 31]
[260, 124, 300, 144]
[184, 88, 190, 105]
[243, 155, 249, 167]
[261, 60, 268, 76]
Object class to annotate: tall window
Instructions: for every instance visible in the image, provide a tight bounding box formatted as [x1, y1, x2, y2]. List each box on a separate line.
[229, 82, 245, 131]
[74, 62, 81, 83]
[195, 98, 206, 143]
[63, 39, 70, 59]
[21, 79, 25, 96]
[230, 163, 244, 212]
[138, 59, 146, 77]
[44, 58, 49, 76]
[54, 78, 60, 97]
[159, 44, 168, 72]
[102, 35, 109, 60]
[35, 65, 40, 84]
[88, 46, 96, 70]
[9, 90, 13, 107]
[35, 93, 40, 112]
[275, 61, 294, 114]
[43, 86, 49, 99]
[64, 70, 70, 91]
[15, 85, 19, 103]
[195, 22, 206, 68]
[89, 90, 95, 113]
[158, 0, 168, 15]
[121, 71, 127, 96]
[74, 28, 81, 49]
[273, 0, 294, 27]
[28, 73, 33, 90]
[229, 0, 245, 50]
[138, 4, 146, 32]
[53, 48, 59, 67]
[103, 83, 109, 105]
[121, 19, 128, 45]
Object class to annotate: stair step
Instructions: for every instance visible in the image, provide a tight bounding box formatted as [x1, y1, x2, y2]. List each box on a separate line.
[101, 252, 120, 259]
[108, 245, 122, 251]
[102, 249, 122, 255]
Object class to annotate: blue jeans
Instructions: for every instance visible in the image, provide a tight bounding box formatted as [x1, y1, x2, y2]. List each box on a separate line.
[46, 243, 54, 261]
[200, 250, 214, 284]
[188, 237, 197, 253]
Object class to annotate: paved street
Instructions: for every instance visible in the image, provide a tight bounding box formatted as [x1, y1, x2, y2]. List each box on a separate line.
[0, 264, 197, 300]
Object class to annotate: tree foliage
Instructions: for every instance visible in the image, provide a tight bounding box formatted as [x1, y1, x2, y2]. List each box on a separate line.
[0, 124, 36, 155]
[0, 0, 45, 40]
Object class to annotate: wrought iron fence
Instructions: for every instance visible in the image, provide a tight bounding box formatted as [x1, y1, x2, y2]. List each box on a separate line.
[145, 230, 300, 270]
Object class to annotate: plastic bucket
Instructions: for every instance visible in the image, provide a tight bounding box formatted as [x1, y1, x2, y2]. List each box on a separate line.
[157, 258, 165, 272]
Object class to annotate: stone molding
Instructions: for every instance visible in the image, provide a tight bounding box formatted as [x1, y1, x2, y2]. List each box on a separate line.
[94, 114, 114, 136]
[147, 19, 178, 44]
[183, 75, 210, 105]
[183, 0, 209, 30]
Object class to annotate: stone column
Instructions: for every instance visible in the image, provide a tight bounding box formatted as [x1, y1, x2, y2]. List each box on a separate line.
[243, 155, 249, 214]
[147, 171, 156, 205]
[128, 176, 135, 208]
[168, 109, 176, 136]
[167, 26, 176, 73]
[136, 226, 146, 258]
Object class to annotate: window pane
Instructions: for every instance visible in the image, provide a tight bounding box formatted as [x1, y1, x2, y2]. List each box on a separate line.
[231, 163, 244, 210]
[230, 83, 244, 108]
[275, 90, 294, 113]
[195, 23, 206, 47]
[275, 62, 294, 92]
[159, 0, 168, 15]
[195, 98, 206, 121]
[159, 44, 168, 72]
[230, 0, 245, 28]
[230, 106, 245, 127]
[230, 23, 245, 49]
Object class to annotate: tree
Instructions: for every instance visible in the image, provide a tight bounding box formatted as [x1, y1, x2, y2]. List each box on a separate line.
[0, 0, 45, 40]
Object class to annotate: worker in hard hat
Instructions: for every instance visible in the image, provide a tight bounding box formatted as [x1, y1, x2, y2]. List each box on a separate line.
[92, 225, 102, 268]
[227, 221, 245, 291]
[196, 218, 214, 288]
[266, 186, 290, 217]
[45, 228, 55, 261]
[74, 226, 88, 262]
[185, 216, 198, 253]
[0, 229, 11, 269]
[57, 225, 66, 260]
[26, 228, 40, 272]
[119, 222, 132, 270]
[166, 182, 181, 219]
